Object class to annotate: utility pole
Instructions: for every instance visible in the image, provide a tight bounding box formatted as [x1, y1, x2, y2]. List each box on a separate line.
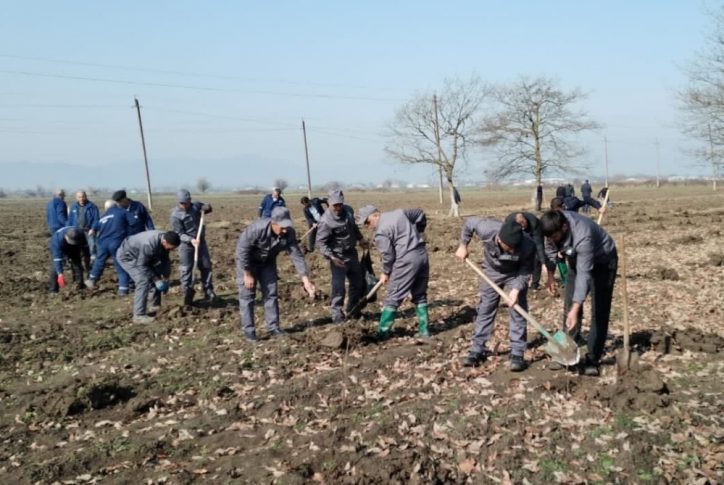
[655, 138, 661, 188]
[432, 94, 444, 204]
[134, 97, 153, 211]
[302, 119, 312, 198]
[603, 136, 609, 187]
[708, 124, 717, 191]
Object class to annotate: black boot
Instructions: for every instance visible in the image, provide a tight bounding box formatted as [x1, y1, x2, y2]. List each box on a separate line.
[183, 289, 195, 307]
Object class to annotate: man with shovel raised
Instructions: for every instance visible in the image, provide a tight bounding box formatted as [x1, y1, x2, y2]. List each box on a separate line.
[171, 189, 216, 306]
[540, 210, 618, 376]
[357, 205, 430, 339]
[456, 216, 536, 371]
[315, 190, 366, 323]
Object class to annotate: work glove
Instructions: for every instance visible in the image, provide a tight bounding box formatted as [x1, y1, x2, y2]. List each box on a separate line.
[154, 280, 169, 294]
[57, 274, 66, 288]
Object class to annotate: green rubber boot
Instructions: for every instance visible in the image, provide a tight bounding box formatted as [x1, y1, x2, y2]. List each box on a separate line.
[557, 261, 569, 288]
[377, 307, 397, 339]
[415, 304, 430, 338]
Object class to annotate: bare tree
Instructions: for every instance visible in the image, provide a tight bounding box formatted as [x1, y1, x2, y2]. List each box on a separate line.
[386, 76, 491, 216]
[273, 178, 289, 192]
[679, 6, 724, 190]
[197, 177, 211, 194]
[479, 77, 599, 187]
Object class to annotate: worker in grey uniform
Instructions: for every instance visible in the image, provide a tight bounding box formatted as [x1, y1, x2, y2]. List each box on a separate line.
[236, 206, 316, 342]
[170, 189, 216, 306]
[456, 216, 535, 371]
[357, 205, 429, 339]
[117, 230, 180, 324]
[505, 212, 556, 291]
[315, 190, 366, 323]
[541, 210, 618, 376]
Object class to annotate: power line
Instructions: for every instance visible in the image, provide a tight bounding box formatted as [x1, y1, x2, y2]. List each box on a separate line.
[0, 53, 372, 90]
[0, 69, 401, 102]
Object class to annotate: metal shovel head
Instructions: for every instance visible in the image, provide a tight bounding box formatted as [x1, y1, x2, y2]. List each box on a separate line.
[544, 330, 580, 366]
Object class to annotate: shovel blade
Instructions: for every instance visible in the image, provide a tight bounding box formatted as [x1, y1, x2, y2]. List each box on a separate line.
[544, 331, 580, 366]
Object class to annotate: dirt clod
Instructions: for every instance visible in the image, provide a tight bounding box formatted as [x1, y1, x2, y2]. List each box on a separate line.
[654, 267, 680, 281]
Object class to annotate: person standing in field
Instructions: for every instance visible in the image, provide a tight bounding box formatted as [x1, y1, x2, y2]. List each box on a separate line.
[85, 200, 131, 295]
[67, 190, 100, 270]
[541, 210, 618, 376]
[300, 195, 327, 252]
[46, 188, 68, 234]
[235, 207, 316, 342]
[315, 190, 366, 323]
[112, 190, 155, 235]
[357, 205, 430, 339]
[258, 187, 286, 218]
[171, 189, 216, 306]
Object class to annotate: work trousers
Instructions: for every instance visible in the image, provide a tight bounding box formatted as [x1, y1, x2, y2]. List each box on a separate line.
[90, 240, 130, 292]
[178, 241, 213, 296]
[563, 251, 618, 362]
[383, 248, 429, 309]
[119, 260, 168, 316]
[329, 252, 365, 319]
[238, 264, 280, 337]
[471, 276, 528, 356]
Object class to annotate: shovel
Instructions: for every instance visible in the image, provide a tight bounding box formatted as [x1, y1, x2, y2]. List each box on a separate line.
[464, 259, 580, 366]
[597, 188, 611, 225]
[192, 212, 205, 283]
[616, 235, 634, 372]
[344, 279, 384, 320]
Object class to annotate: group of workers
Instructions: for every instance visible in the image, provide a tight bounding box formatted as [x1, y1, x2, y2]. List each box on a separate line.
[46, 182, 616, 376]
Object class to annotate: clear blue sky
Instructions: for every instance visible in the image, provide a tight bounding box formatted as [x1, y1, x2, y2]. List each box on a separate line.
[0, 1, 712, 188]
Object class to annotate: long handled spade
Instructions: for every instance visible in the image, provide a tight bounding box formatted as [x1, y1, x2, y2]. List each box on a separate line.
[192, 212, 205, 284]
[616, 235, 634, 372]
[344, 279, 384, 320]
[464, 259, 580, 366]
[597, 188, 611, 225]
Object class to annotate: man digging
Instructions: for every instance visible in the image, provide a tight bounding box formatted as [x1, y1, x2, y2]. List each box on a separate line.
[357, 205, 430, 339]
[456, 216, 535, 371]
[235, 207, 316, 343]
[48, 227, 88, 293]
[117, 230, 180, 324]
[541, 210, 618, 376]
[315, 189, 366, 323]
[171, 189, 217, 306]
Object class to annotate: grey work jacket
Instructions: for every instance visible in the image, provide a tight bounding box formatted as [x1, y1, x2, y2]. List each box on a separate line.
[374, 208, 427, 275]
[315, 206, 362, 262]
[235, 219, 308, 284]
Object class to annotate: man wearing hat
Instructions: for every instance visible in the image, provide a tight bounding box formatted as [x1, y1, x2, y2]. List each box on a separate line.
[112, 190, 155, 236]
[117, 230, 180, 324]
[357, 205, 430, 339]
[85, 200, 131, 295]
[540, 210, 617, 376]
[48, 227, 88, 293]
[455, 215, 536, 371]
[236, 206, 316, 342]
[258, 187, 286, 218]
[170, 189, 216, 306]
[315, 190, 366, 323]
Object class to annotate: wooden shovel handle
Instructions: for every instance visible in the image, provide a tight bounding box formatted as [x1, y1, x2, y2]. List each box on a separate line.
[464, 259, 553, 340]
[193, 212, 205, 269]
[597, 189, 611, 225]
[620, 235, 630, 353]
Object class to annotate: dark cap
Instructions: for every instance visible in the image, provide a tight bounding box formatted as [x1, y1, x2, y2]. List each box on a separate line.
[177, 189, 191, 203]
[498, 219, 522, 249]
[65, 228, 86, 245]
[271, 206, 294, 228]
[112, 190, 127, 202]
[163, 231, 181, 247]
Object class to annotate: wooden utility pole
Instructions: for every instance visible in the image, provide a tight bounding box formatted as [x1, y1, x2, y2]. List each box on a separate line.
[655, 138, 661, 188]
[708, 124, 717, 191]
[134, 97, 153, 211]
[432, 94, 444, 204]
[603, 136, 609, 187]
[302, 119, 312, 198]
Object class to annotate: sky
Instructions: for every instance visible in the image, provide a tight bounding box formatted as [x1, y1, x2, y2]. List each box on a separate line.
[0, 1, 715, 190]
